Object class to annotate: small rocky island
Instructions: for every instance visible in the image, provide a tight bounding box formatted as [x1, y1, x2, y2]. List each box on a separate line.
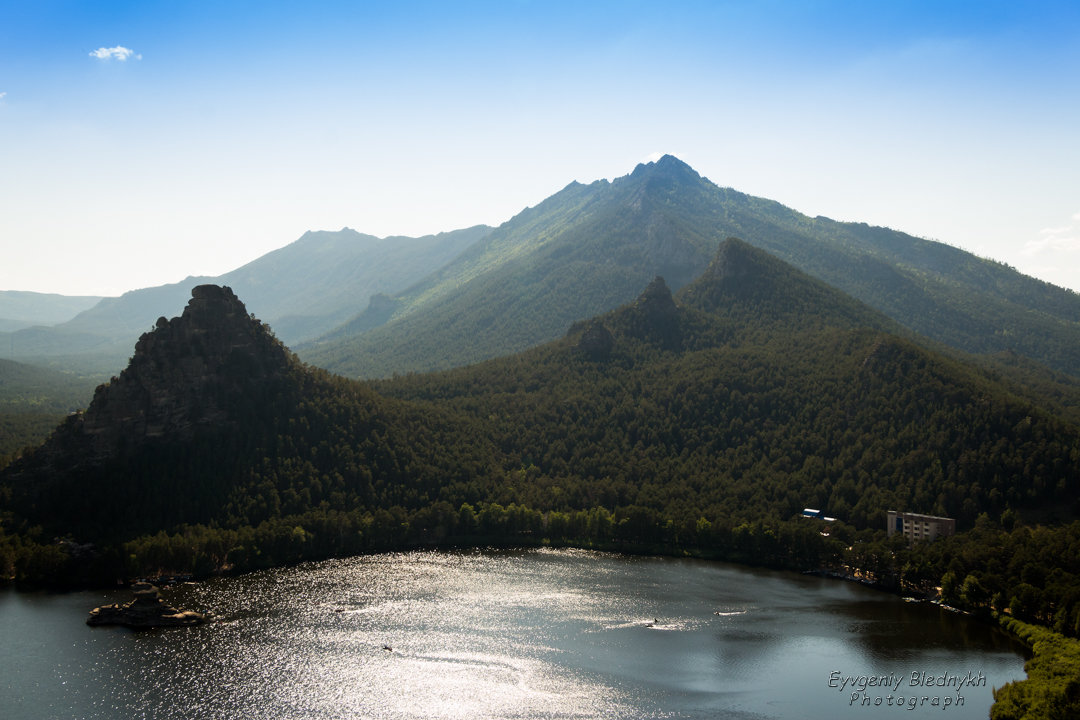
[87, 582, 207, 628]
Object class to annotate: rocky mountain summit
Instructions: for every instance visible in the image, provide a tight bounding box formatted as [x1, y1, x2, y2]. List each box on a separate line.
[1, 285, 303, 537]
[47, 285, 295, 462]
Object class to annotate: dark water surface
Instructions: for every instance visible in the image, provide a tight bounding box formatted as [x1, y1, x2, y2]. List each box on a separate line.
[1, 548, 1027, 719]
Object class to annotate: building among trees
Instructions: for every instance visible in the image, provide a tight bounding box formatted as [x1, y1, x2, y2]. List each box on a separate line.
[887, 511, 956, 542]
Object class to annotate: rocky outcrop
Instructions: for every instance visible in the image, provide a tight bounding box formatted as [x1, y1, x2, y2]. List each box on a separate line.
[87, 582, 207, 628]
[36, 285, 297, 462]
[0, 285, 303, 536]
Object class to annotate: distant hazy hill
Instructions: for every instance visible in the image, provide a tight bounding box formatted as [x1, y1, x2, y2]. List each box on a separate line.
[6, 156, 1079, 385]
[302, 155, 1080, 379]
[0, 226, 489, 369]
[217, 225, 491, 342]
[0, 291, 103, 333]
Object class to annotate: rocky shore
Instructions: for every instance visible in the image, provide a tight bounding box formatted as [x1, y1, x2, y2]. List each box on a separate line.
[87, 582, 207, 628]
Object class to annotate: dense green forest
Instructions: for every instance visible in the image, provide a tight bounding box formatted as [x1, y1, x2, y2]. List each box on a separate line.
[0, 357, 102, 459]
[2, 243, 1078, 594]
[1, 243, 1079, 717]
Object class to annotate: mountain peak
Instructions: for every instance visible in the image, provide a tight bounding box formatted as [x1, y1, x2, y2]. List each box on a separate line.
[0, 285, 306, 540]
[631, 154, 699, 181]
[183, 283, 247, 321]
[680, 238, 893, 333]
[620, 276, 683, 351]
[687, 237, 817, 303]
[704, 237, 785, 282]
[655, 153, 692, 169]
[637, 275, 676, 306]
[65, 285, 295, 454]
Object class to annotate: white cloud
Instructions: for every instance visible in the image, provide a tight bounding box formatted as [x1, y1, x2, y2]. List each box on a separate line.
[1024, 235, 1080, 255]
[1023, 210, 1080, 255]
[89, 46, 141, 61]
[0, 92, 6, 100]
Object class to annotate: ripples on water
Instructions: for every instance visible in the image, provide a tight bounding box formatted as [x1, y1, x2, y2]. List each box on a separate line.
[1, 548, 1028, 720]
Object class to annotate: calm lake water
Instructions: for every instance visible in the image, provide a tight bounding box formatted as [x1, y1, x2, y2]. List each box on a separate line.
[1, 548, 1027, 719]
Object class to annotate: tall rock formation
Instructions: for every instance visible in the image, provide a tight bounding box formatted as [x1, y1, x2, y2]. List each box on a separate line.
[63, 285, 296, 459]
[1, 285, 301, 536]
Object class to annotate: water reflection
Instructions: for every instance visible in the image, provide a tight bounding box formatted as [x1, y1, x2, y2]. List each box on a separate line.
[819, 595, 1030, 664]
[1, 549, 1027, 720]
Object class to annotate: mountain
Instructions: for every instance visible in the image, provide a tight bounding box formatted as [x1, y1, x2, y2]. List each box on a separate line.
[0, 284, 499, 546]
[0, 291, 103, 333]
[0, 225, 490, 369]
[302, 156, 726, 375]
[1, 286, 297, 510]
[3, 279, 214, 362]
[4, 241, 1079, 580]
[215, 225, 490, 342]
[373, 239, 1080, 552]
[8, 156, 1077, 385]
[302, 155, 1080, 379]
[677, 236, 898, 332]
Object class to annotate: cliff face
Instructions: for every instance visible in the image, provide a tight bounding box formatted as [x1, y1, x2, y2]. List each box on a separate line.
[0, 285, 316, 541]
[24, 285, 297, 466]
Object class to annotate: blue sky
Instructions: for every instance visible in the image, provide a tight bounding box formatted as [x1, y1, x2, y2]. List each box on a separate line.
[2, 1, 1079, 295]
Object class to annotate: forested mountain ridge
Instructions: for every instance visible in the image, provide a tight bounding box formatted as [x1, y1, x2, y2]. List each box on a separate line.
[677, 236, 899, 334]
[1, 285, 300, 536]
[379, 239, 1079, 532]
[1, 242, 1078, 654]
[300, 157, 749, 376]
[0, 291, 103, 333]
[5, 156, 1077, 386]
[217, 225, 490, 343]
[0, 284, 502, 545]
[303, 155, 1080, 379]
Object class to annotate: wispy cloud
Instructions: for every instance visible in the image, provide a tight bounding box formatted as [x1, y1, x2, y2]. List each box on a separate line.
[89, 46, 141, 61]
[1024, 213, 1080, 256]
[1025, 235, 1080, 254]
[0, 92, 6, 100]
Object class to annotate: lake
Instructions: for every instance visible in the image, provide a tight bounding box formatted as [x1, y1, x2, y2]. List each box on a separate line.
[0, 548, 1027, 719]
